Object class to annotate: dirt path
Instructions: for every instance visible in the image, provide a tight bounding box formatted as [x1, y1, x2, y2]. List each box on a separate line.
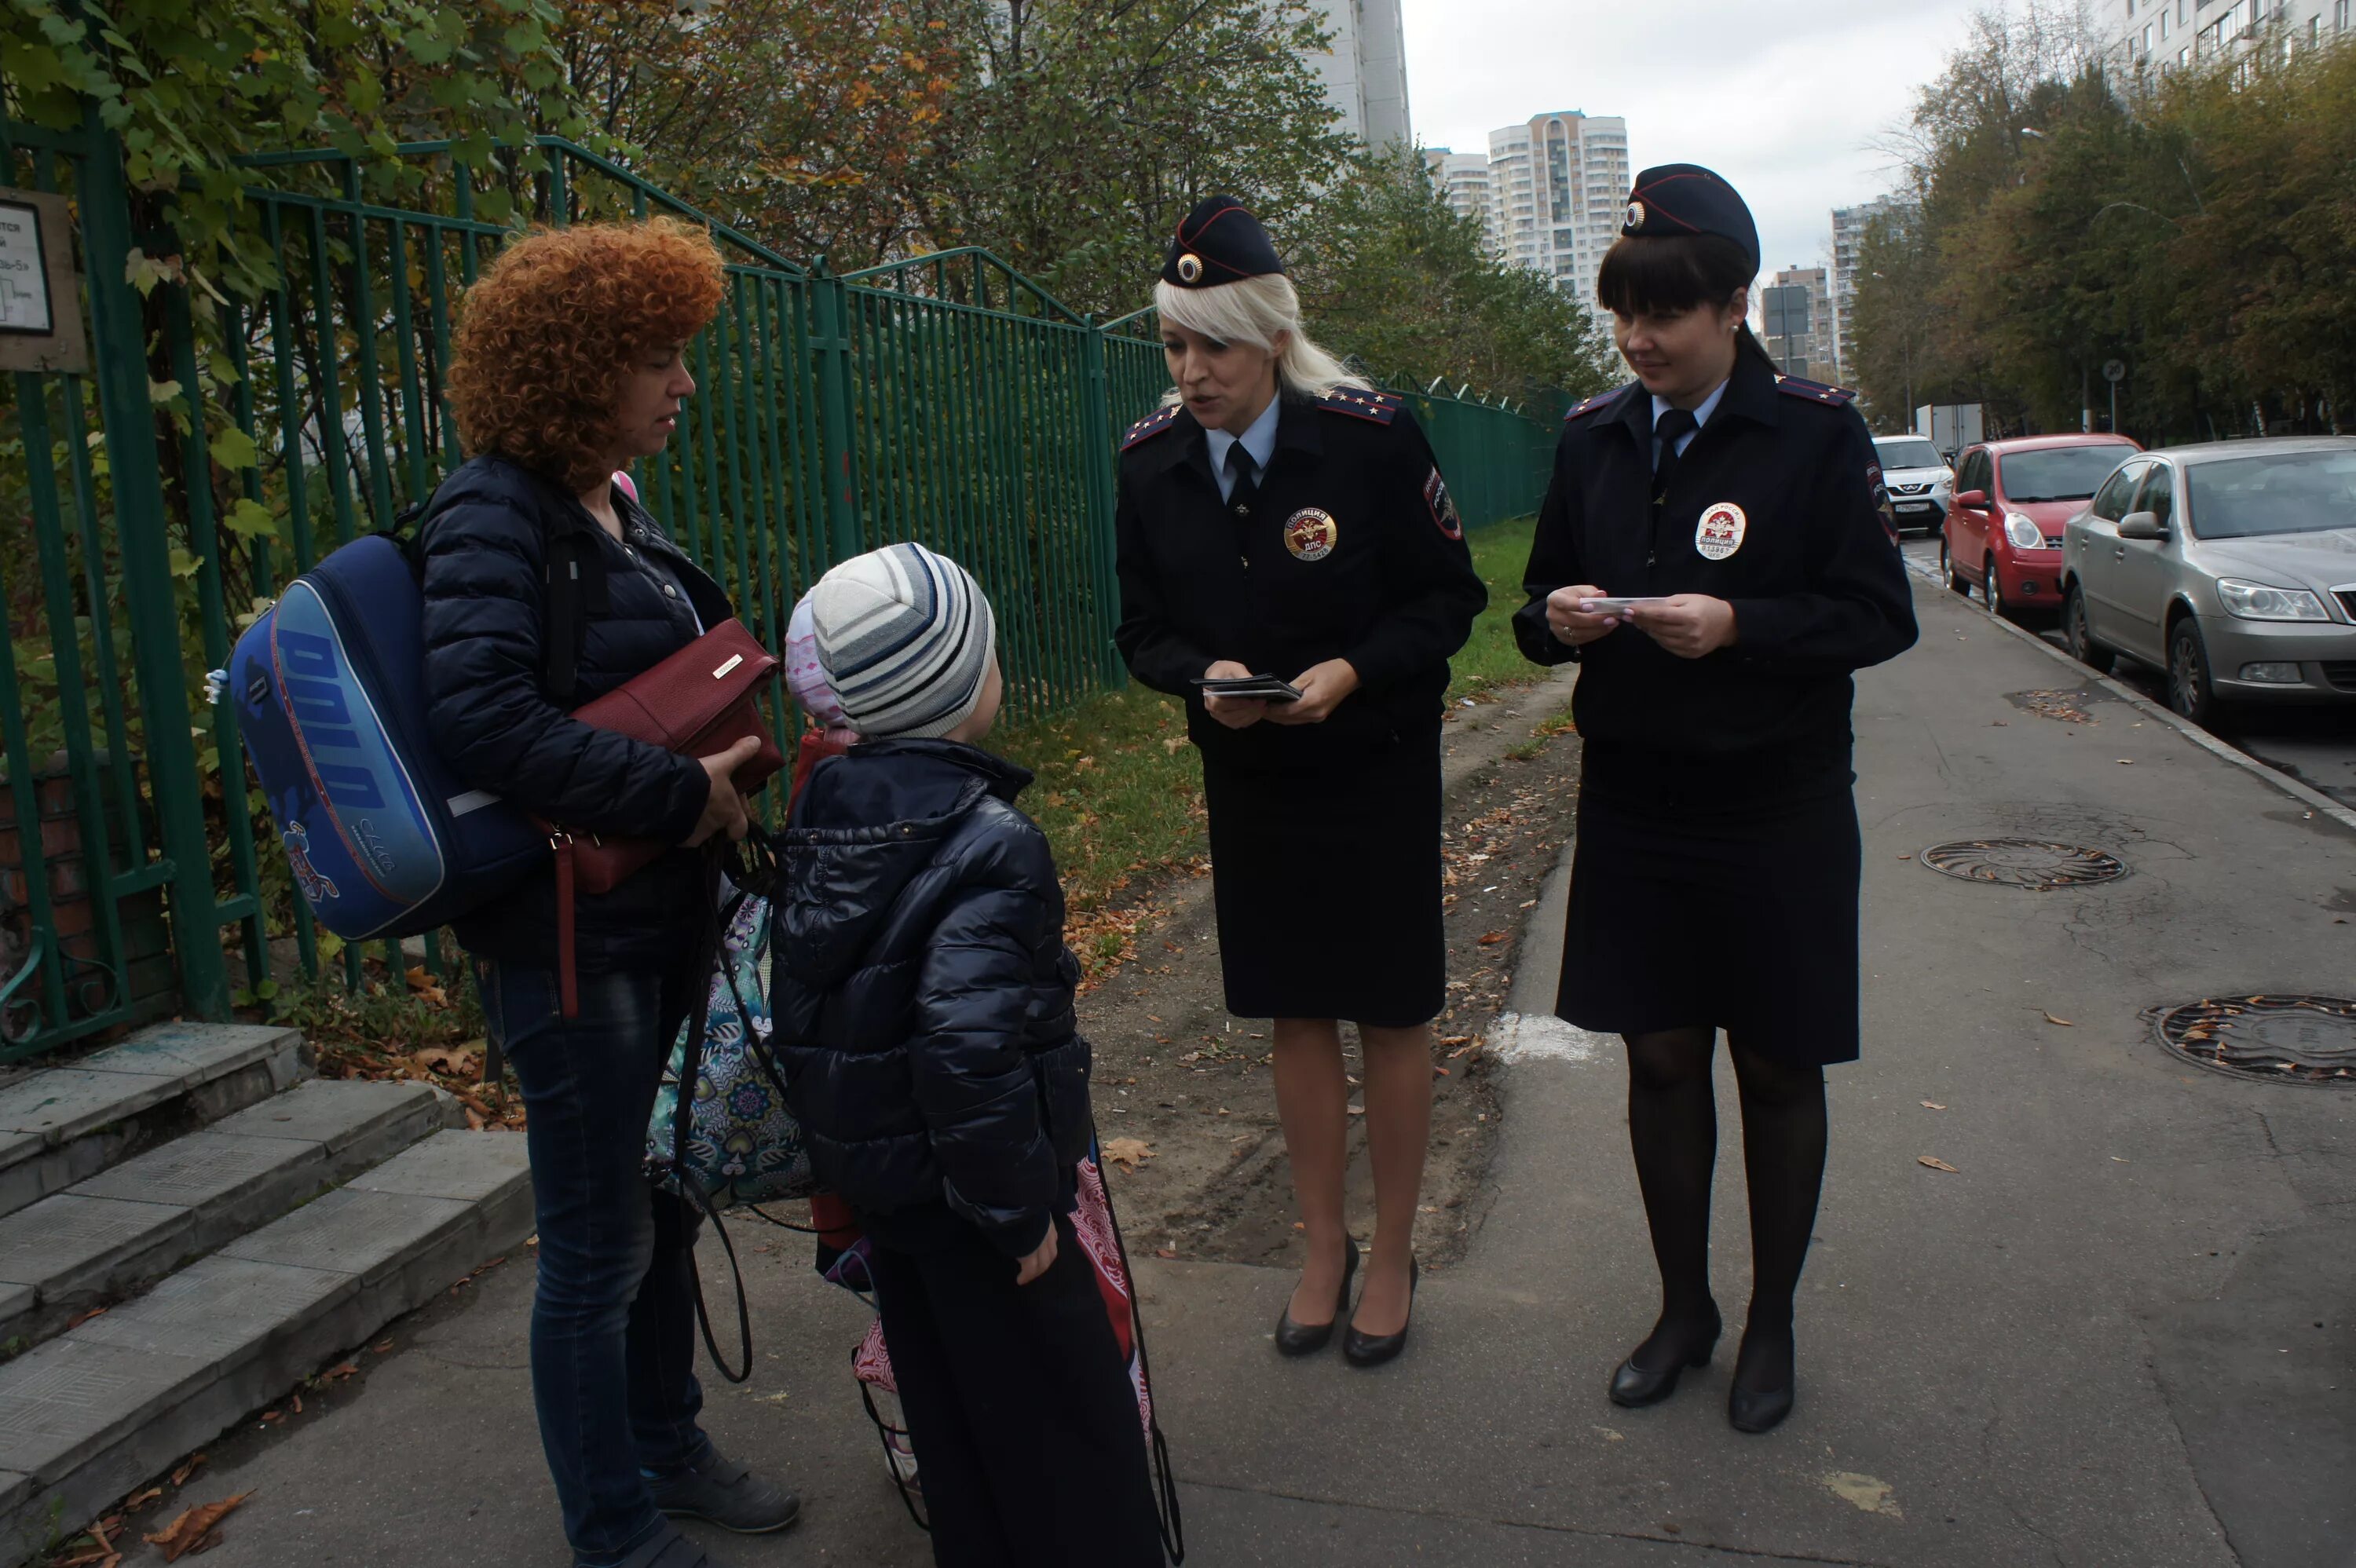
[1079, 667, 1580, 1274]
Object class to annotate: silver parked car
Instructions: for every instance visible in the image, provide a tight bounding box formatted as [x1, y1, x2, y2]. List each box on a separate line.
[2059, 437, 2356, 724]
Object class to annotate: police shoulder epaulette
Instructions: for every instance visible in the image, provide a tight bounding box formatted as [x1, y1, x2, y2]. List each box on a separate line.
[1773, 373, 1857, 408]
[1121, 404, 1180, 451]
[1315, 387, 1399, 425]
[1564, 385, 1629, 424]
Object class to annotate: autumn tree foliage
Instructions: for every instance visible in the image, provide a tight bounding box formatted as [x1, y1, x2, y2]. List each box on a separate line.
[1847, 5, 2356, 440]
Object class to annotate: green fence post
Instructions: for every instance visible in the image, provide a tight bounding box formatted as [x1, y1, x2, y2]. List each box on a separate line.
[1077, 319, 1126, 685]
[808, 260, 862, 565]
[77, 104, 232, 1022]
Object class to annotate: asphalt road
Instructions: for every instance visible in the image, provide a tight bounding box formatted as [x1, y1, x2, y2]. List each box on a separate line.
[1899, 532, 2356, 808]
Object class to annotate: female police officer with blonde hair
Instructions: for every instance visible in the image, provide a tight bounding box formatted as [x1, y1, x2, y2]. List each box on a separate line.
[1516, 166, 1915, 1432]
[1114, 197, 1486, 1368]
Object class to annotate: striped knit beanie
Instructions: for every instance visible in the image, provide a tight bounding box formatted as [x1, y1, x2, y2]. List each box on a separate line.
[807, 543, 997, 740]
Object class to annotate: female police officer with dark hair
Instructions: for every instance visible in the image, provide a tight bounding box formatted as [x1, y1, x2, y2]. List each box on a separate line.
[1515, 166, 1916, 1432]
[1116, 196, 1486, 1368]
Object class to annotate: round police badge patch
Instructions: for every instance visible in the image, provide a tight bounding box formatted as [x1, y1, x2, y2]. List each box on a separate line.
[1625, 199, 1646, 232]
[1283, 507, 1339, 561]
[1695, 502, 1747, 561]
[1176, 252, 1203, 284]
[1423, 469, 1463, 540]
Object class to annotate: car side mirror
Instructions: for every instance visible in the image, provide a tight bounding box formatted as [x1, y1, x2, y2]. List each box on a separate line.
[2117, 510, 2169, 541]
[1955, 489, 1988, 509]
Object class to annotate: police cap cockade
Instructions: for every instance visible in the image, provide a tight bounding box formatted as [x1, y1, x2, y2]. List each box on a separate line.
[1619, 164, 1761, 273]
[1162, 195, 1285, 289]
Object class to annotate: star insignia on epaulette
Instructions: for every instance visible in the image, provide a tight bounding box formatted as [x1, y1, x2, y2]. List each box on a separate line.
[1564, 389, 1619, 423]
[1772, 373, 1858, 407]
[1315, 387, 1399, 425]
[1121, 404, 1181, 451]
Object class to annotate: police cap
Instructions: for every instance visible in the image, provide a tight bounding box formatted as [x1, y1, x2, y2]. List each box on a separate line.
[1162, 196, 1285, 289]
[1619, 164, 1760, 273]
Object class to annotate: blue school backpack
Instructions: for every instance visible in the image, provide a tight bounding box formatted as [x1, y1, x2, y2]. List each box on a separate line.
[227, 464, 608, 941]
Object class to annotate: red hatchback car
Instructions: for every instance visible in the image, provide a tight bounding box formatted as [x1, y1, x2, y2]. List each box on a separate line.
[1941, 435, 2142, 620]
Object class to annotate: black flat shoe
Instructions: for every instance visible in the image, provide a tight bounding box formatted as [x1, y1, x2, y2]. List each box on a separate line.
[1343, 1256, 1417, 1368]
[1729, 1380, 1794, 1433]
[1728, 1322, 1796, 1433]
[1607, 1306, 1723, 1409]
[1275, 1237, 1358, 1357]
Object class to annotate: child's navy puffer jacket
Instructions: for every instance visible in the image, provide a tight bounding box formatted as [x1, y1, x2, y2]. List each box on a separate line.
[774, 738, 1091, 1259]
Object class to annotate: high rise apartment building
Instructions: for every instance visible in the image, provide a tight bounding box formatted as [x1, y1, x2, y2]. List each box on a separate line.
[1762, 265, 1839, 385]
[2098, 0, 2347, 74]
[1829, 196, 1909, 386]
[1422, 148, 1498, 253]
[1486, 112, 1630, 308]
[1308, 0, 1413, 148]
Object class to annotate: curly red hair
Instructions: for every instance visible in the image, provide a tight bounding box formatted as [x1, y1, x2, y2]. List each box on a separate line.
[447, 218, 725, 492]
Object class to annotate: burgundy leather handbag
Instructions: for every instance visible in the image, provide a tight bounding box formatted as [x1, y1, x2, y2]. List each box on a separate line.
[538, 619, 784, 1014]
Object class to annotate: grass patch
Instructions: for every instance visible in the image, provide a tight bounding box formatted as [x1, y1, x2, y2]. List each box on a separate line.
[1447, 515, 1542, 705]
[1505, 698, 1579, 762]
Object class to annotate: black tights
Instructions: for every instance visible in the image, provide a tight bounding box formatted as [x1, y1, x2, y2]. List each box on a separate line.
[1624, 1026, 1827, 1394]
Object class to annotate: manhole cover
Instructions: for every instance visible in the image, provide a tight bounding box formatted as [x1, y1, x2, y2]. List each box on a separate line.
[1920, 839, 2126, 890]
[2154, 996, 2356, 1085]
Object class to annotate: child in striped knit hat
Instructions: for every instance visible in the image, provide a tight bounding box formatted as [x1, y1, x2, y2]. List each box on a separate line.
[774, 543, 1165, 1566]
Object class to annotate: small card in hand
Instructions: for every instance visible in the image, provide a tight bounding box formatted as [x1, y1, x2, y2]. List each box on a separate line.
[1191, 674, 1302, 702]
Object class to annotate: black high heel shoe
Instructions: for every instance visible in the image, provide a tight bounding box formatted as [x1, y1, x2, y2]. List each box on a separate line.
[1342, 1256, 1417, 1369]
[1275, 1237, 1358, 1357]
[1607, 1303, 1723, 1408]
[1727, 1323, 1796, 1433]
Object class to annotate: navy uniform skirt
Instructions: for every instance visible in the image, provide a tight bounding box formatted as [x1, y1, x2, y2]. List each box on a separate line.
[1557, 773, 1863, 1066]
[1201, 738, 1445, 1028]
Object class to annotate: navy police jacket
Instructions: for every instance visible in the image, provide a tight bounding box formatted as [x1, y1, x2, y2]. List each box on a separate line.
[1513, 352, 1918, 803]
[1115, 389, 1488, 771]
[419, 454, 732, 972]
[773, 740, 1090, 1260]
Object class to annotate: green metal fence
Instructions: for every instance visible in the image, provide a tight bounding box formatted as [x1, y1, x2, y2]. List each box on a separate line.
[0, 118, 1560, 1060]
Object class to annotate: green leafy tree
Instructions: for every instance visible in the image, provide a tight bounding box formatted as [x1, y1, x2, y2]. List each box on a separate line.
[1291, 151, 1616, 407]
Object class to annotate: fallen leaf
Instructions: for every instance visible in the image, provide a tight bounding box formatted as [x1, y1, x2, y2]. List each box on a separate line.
[2116, 758, 2135, 766]
[1154, 1248, 1178, 1259]
[322, 1362, 358, 1382]
[1918, 1156, 1959, 1173]
[143, 1493, 253, 1561]
[371, 1340, 393, 1354]
[125, 1487, 164, 1510]
[169, 1457, 206, 1488]
[1921, 1101, 1948, 1110]
[1824, 1471, 1904, 1519]
[1100, 1137, 1154, 1171]
[289, 1393, 302, 1415]
[1162, 736, 1186, 754]
[2042, 1012, 2074, 1026]
[1477, 930, 1506, 945]
[65, 1305, 109, 1330]
[1897, 853, 1913, 861]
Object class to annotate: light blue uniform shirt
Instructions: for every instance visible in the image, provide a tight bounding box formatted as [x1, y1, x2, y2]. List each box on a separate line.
[1204, 395, 1283, 502]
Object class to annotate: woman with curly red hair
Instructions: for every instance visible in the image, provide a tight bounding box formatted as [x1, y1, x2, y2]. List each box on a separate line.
[423, 219, 797, 1568]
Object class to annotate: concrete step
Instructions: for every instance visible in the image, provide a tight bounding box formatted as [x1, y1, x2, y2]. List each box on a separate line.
[0, 1024, 310, 1222]
[0, 1128, 532, 1566]
[0, 1079, 462, 1348]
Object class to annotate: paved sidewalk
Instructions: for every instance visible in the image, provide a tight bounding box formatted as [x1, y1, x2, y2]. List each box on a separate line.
[185, 578, 2352, 1567]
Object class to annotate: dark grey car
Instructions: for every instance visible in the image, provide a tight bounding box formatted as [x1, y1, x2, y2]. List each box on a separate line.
[2058, 437, 2356, 725]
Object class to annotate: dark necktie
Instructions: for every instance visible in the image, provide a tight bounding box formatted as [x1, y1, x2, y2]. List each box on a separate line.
[1652, 407, 1698, 503]
[1226, 444, 1260, 515]
[1648, 408, 1698, 568]
[1225, 444, 1260, 564]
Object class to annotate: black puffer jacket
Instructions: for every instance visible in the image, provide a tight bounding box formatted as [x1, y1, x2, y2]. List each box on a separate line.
[774, 740, 1091, 1258]
[418, 454, 734, 972]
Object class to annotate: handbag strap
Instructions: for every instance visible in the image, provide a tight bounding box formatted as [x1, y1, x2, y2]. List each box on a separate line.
[1091, 1120, 1187, 1565]
[670, 859, 756, 1384]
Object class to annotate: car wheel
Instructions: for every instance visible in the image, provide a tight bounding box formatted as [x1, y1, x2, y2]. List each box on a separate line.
[1985, 557, 2014, 623]
[2168, 619, 2224, 728]
[1943, 538, 1969, 597]
[2063, 586, 2115, 674]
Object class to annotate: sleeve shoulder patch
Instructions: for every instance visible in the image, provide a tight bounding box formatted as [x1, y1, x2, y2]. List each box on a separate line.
[1314, 387, 1400, 425]
[1121, 404, 1181, 451]
[1773, 374, 1858, 408]
[1564, 384, 1629, 424]
[1423, 467, 1464, 540]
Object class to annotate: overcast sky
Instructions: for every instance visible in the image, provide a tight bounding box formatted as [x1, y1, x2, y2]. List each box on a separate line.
[1403, 0, 1981, 276]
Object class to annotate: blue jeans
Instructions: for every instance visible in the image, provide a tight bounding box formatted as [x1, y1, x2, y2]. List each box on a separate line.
[477, 959, 712, 1566]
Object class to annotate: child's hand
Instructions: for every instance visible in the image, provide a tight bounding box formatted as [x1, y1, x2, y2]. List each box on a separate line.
[1014, 1223, 1059, 1285]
